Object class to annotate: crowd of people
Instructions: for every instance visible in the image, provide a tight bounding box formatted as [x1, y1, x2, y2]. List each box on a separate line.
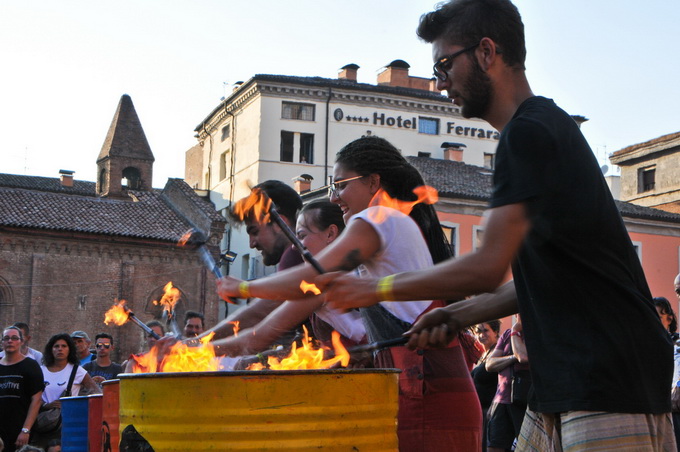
[2, 0, 680, 451]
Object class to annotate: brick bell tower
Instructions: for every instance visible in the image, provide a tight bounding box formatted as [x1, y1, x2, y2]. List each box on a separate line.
[96, 94, 155, 197]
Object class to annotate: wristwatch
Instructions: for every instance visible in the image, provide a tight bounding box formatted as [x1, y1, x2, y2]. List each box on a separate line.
[21, 427, 30, 434]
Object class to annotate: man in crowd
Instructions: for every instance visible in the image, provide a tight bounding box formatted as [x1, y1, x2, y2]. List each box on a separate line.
[83, 333, 122, 387]
[200, 180, 304, 343]
[183, 311, 205, 338]
[71, 331, 95, 366]
[0, 322, 42, 363]
[319, 0, 674, 449]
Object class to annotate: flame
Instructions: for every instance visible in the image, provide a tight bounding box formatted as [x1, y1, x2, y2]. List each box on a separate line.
[104, 300, 130, 326]
[232, 188, 272, 224]
[300, 280, 321, 295]
[153, 282, 181, 314]
[131, 333, 219, 373]
[368, 186, 439, 223]
[247, 326, 349, 370]
[178, 229, 194, 246]
[229, 321, 240, 337]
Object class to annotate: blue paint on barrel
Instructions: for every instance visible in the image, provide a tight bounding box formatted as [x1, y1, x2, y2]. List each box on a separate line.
[61, 396, 89, 452]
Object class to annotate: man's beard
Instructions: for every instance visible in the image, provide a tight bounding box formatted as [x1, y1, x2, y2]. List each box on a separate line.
[459, 56, 493, 119]
[262, 241, 286, 266]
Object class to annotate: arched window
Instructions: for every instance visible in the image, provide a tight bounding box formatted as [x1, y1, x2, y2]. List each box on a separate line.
[122, 167, 142, 190]
[98, 168, 108, 194]
[144, 283, 189, 324]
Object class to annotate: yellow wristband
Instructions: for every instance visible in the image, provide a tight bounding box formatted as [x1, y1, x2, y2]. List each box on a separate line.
[376, 275, 396, 301]
[238, 281, 251, 299]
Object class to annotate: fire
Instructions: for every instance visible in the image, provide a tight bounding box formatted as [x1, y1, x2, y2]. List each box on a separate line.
[229, 321, 240, 337]
[153, 282, 181, 314]
[104, 300, 130, 326]
[247, 326, 350, 371]
[300, 280, 321, 295]
[131, 333, 219, 373]
[368, 186, 439, 223]
[232, 188, 272, 224]
[178, 229, 194, 246]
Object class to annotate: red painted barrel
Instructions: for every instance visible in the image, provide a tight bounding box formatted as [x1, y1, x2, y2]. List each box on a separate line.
[101, 379, 120, 452]
[88, 394, 103, 452]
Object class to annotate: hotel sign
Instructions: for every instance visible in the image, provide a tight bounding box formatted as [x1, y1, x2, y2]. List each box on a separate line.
[333, 108, 499, 140]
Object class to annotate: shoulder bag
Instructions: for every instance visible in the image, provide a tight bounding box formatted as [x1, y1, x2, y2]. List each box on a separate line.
[33, 364, 79, 433]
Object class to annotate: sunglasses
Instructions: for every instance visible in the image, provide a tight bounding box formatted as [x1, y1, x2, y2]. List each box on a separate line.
[96, 343, 112, 349]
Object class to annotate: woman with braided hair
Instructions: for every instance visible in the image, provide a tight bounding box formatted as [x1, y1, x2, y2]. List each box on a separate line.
[217, 136, 482, 451]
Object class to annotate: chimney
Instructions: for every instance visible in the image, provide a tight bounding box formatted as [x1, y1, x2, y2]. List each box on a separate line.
[338, 64, 359, 82]
[441, 142, 467, 162]
[293, 174, 314, 194]
[570, 115, 589, 129]
[377, 60, 410, 88]
[59, 169, 75, 187]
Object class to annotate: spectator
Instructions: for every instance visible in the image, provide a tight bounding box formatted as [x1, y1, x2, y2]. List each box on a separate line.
[0, 323, 43, 363]
[486, 317, 529, 452]
[69, 331, 94, 366]
[471, 320, 501, 452]
[83, 333, 122, 387]
[0, 326, 44, 452]
[654, 297, 678, 341]
[123, 321, 165, 373]
[183, 311, 204, 338]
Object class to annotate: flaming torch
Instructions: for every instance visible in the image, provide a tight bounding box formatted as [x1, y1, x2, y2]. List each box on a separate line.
[104, 300, 161, 340]
[178, 229, 225, 279]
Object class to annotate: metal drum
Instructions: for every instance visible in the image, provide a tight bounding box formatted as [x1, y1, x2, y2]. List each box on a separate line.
[61, 395, 89, 452]
[118, 369, 399, 451]
[102, 379, 120, 452]
[88, 394, 103, 452]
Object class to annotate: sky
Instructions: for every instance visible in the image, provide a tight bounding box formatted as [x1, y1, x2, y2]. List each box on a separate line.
[2, 1, 679, 187]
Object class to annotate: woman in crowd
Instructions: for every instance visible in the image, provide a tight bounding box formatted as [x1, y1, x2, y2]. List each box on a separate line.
[471, 320, 501, 452]
[217, 136, 482, 451]
[654, 296, 678, 341]
[0, 326, 43, 452]
[40, 333, 99, 405]
[210, 200, 366, 360]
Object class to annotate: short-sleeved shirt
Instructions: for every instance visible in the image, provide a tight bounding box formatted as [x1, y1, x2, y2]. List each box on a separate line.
[83, 361, 123, 382]
[41, 363, 88, 403]
[491, 329, 529, 405]
[490, 96, 672, 414]
[0, 358, 44, 449]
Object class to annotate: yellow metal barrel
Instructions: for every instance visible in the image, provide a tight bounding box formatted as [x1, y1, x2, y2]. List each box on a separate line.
[118, 369, 399, 451]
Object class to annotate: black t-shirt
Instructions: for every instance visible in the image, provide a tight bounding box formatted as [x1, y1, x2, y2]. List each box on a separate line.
[0, 358, 44, 450]
[83, 361, 123, 382]
[490, 96, 672, 414]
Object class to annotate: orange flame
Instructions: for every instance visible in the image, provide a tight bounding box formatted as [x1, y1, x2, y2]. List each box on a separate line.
[247, 326, 350, 371]
[178, 229, 193, 246]
[153, 282, 181, 314]
[104, 300, 130, 326]
[368, 186, 439, 223]
[232, 188, 272, 224]
[131, 333, 219, 373]
[300, 280, 321, 295]
[229, 321, 240, 337]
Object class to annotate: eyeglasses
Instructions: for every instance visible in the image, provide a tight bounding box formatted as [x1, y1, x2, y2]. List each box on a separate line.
[96, 343, 111, 349]
[2, 336, 21, 342]
[433, 43, 479, 82]
[328, 175, 365, 198]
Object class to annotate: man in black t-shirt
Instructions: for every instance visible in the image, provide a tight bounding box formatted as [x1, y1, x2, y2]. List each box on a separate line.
[319, 1, 675, 450]
[83, 333, 122, 387]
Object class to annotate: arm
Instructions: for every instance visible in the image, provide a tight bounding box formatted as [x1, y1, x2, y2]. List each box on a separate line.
[16, 391, 42, 448]
[198, 298, 286, 341]
[217, 219, 381, 302]
[485, 344, 518, 372]
[405, 280, 518, 349]
[321, 203, 531, 310]
[80, 372, 102, 395]
[212, 297, 325, 357]
[510, 319, 529, 364]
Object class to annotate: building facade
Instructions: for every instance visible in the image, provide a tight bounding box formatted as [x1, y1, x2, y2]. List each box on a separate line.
[0, 95, 226, 360]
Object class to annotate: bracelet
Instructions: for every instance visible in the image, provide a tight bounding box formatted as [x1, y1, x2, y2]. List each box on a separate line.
[510, 331, 522, 338]
[376, 275, 396, 301]
[238, 281, 251, 299]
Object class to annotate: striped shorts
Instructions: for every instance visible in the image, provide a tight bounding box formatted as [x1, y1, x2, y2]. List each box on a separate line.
[516, 409, 677, 452]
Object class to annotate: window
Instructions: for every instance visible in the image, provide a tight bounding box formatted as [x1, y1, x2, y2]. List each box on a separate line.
[632, 241, 642, 262]
[122, 167, 141, 189]
[442, 225, 458, 257]
[484, 153, 495, 170]
[282, 102, 315, 121]
[219, 149, 230, 180]
[220, 124, 230, 141]
[300, 133, 314, 164]
[280, 131, 294, 162]
[473, 225, 484, 251]
[638, 166, 656, 193]
[418, 117, 440, 135]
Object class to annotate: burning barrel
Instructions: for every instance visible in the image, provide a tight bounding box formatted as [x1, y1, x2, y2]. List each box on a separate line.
[118, 369, 399, 451]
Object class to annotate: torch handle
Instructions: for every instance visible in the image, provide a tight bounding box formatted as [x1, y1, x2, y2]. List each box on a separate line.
[345, 336, 409, 354]
[198, 245, 223, 279]
[269, 207, 326, 274]
[128, 313, 161, 340]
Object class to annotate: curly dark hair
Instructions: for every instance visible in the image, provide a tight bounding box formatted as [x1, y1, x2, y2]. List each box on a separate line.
[43, 333, 79, 367]
[417, 0, 526, 70]
[654, 297, 677, 334]
[335, 136, 452, 265]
